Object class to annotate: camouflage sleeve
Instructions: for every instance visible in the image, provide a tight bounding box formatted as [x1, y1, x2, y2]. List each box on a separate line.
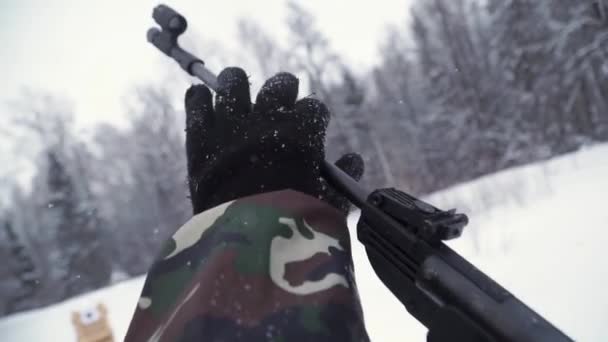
[124, 189, 370, 342]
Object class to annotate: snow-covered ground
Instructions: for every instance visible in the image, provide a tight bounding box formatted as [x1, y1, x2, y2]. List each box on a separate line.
[0, 276, 145, 341]
[1, 143, 607, 341]
[353, 143, 608, 342]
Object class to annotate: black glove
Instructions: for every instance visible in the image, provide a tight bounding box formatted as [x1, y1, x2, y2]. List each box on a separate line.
[185, 67, 363, 215]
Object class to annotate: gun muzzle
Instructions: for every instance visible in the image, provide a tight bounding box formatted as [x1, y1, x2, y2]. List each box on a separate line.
[152, 5, 187, 34]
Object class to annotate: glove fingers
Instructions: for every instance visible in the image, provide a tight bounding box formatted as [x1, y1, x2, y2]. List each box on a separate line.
[293, 98, 330, 148]
[185, 84, 213, 168]
[215, 67, 252, 120]
[334, 153, 365, 181]
[185, 84, 214, 212]
[253, 72, 299, 114]
[185, 84, 214, 129]
[323, 153, 365, 214]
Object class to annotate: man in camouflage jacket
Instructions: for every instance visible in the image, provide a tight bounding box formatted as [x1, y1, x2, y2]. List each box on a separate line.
[125, 68, 370, 341]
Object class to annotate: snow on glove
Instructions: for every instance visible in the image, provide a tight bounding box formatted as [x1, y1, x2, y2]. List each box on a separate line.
[185, 67, 364, 215]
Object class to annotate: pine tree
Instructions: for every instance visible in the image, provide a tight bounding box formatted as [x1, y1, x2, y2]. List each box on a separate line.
[1, 219, 39, 314]
[44, 149, 111, 299]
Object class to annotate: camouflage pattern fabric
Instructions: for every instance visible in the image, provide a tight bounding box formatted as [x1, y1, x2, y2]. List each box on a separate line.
[125, 189, 370, 342]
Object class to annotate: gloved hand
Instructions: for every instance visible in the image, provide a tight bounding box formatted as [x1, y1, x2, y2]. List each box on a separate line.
[185, 67, 363, 215]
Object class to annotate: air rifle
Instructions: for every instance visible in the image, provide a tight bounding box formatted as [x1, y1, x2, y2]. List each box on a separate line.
[147, 5, 573, 341]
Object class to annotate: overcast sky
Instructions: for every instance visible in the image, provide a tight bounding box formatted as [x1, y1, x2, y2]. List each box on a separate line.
[0, 0, 411, 128]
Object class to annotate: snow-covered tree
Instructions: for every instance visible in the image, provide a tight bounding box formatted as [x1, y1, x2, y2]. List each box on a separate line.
[90, 85, 190, 276]
[0, 219, 39, 314]
[42, 149, 112, 299]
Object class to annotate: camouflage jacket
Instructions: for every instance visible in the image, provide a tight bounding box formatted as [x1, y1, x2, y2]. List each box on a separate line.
[125, 190, 370, 342]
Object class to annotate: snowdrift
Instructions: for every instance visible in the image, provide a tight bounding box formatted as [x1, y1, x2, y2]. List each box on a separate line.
[0, 276, 145, 341]
[352, 143, 608, 342]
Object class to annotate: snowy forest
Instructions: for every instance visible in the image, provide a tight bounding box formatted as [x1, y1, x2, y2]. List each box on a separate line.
[1, 0, 607, 316]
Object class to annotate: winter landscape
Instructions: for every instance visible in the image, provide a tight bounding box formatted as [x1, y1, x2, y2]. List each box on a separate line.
[2, 143, 607, 341]
[1, 0, 607, 341]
